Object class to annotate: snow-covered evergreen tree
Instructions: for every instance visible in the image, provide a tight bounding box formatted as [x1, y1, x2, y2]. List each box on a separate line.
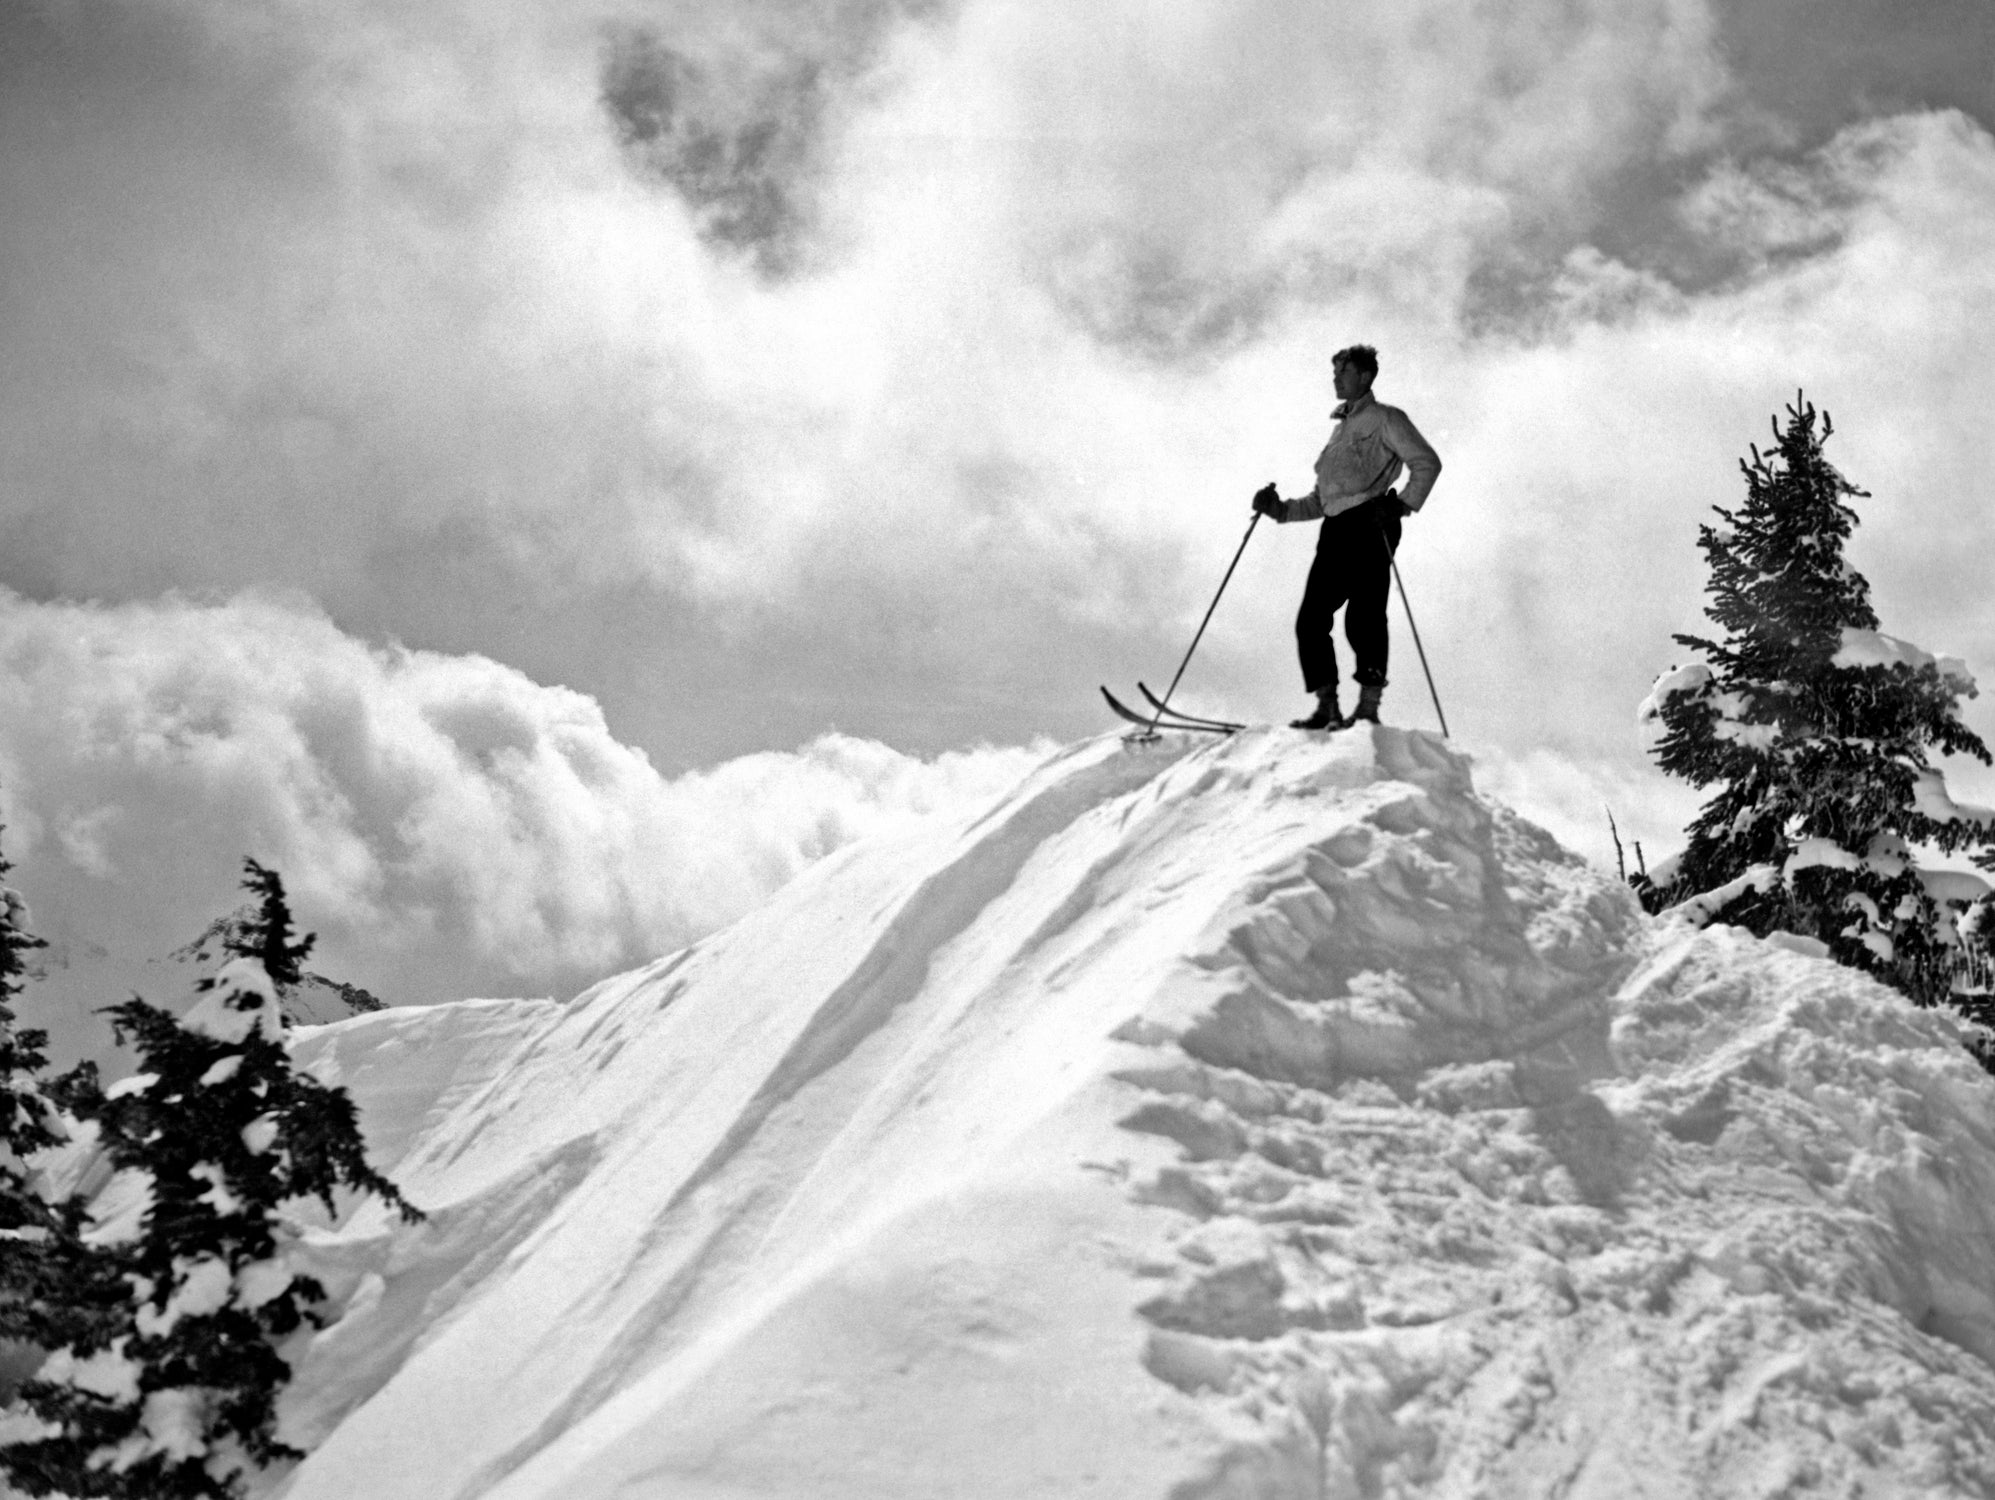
[1, 827, 54, 1171]
[2, 828, 131, 1494]
[2, 861, 421, 1499]
[1638, 395, 1995, 1018]
[1, 824, 62, 1333]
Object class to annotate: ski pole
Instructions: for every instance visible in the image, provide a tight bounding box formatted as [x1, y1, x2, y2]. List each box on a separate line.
[1379, 520, 1449, 738]
[1144, 511, 1262, 736]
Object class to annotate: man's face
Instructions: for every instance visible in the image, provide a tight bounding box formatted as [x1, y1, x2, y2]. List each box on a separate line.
[1332, 360, 1372, 403]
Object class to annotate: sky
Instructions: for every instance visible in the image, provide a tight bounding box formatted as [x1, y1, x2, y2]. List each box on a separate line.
[3, 0, 1994, 1064]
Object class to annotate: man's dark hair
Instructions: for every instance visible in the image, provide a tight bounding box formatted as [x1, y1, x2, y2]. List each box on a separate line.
[1332, 344, 1378, 378]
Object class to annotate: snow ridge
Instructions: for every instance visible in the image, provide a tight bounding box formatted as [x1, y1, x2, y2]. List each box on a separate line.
[273, 727, 1995, 1500]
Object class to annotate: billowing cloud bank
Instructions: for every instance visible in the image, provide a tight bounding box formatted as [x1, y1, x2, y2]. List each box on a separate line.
[0, 591, 1046, 1065]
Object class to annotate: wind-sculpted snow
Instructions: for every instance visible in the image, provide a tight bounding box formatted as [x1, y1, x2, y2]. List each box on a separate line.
[272, 728, 1995, 1499]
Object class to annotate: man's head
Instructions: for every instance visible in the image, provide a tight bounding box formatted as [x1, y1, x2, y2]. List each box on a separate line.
[1332, 344, 1378, 403]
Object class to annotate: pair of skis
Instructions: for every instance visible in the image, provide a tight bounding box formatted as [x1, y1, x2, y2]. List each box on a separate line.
[1100, 683, 1243, 738]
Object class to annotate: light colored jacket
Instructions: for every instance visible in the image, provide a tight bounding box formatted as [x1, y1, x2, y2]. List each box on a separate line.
[1281, 391, 1442, 521]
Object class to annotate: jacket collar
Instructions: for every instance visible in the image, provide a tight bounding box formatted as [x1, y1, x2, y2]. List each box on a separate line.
[1332, 390, 1377, 421]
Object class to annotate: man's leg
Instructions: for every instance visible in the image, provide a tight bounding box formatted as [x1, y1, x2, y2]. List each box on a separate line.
[1294, 536, 1352, 696]
[1343, 499, 1401, 718]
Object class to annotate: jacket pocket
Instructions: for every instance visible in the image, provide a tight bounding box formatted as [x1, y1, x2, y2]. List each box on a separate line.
[1321, 422, 1388, 494]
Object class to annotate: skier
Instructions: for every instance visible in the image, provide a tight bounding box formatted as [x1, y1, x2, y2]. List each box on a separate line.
[1252, 345, 1441, 729]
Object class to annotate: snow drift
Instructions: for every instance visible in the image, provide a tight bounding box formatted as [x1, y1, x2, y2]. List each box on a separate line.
[272, 727, 1995, 1499]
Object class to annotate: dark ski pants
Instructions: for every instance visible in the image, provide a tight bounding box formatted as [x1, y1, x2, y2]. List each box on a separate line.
[1296, 494, 1401, 695]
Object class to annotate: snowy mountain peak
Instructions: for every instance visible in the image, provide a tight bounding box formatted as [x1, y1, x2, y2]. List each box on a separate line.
[280, 727, 1995, 1499]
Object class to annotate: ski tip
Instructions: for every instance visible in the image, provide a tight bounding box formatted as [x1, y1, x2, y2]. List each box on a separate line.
[1135, 681, 1246, 733]
[1101, 684, 1233, 736]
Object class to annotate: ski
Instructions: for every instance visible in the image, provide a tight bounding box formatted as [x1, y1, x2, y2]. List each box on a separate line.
[1101, 686, 1234, 737]
[1137, 683, 1245, 732]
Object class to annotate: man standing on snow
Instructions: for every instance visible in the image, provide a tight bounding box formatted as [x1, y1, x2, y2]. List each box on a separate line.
[1252, 344, 1441, 729]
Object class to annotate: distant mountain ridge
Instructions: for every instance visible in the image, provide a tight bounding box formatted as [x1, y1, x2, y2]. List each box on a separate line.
[282, 973, 386, 1028]
[168, 910, 386, 1028]
[267, 727, 1995, 1499]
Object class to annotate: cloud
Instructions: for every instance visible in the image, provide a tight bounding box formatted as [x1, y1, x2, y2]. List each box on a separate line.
[0, 590, 1047, 1069]
[957, 0, 1728, 355]
[600, 24, 824, 273]
[597, 2, 940, 276]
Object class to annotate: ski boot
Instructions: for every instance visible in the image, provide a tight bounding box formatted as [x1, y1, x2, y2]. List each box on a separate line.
[1290, 689, 1346, 731]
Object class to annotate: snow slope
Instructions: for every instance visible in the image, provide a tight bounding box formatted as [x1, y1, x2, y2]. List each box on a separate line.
[275, 727, 1995, 1499]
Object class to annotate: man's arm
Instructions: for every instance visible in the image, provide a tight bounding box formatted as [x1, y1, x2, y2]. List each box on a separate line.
[1281, 490, 1325, 523]
[1383, 406, 1441, 513]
